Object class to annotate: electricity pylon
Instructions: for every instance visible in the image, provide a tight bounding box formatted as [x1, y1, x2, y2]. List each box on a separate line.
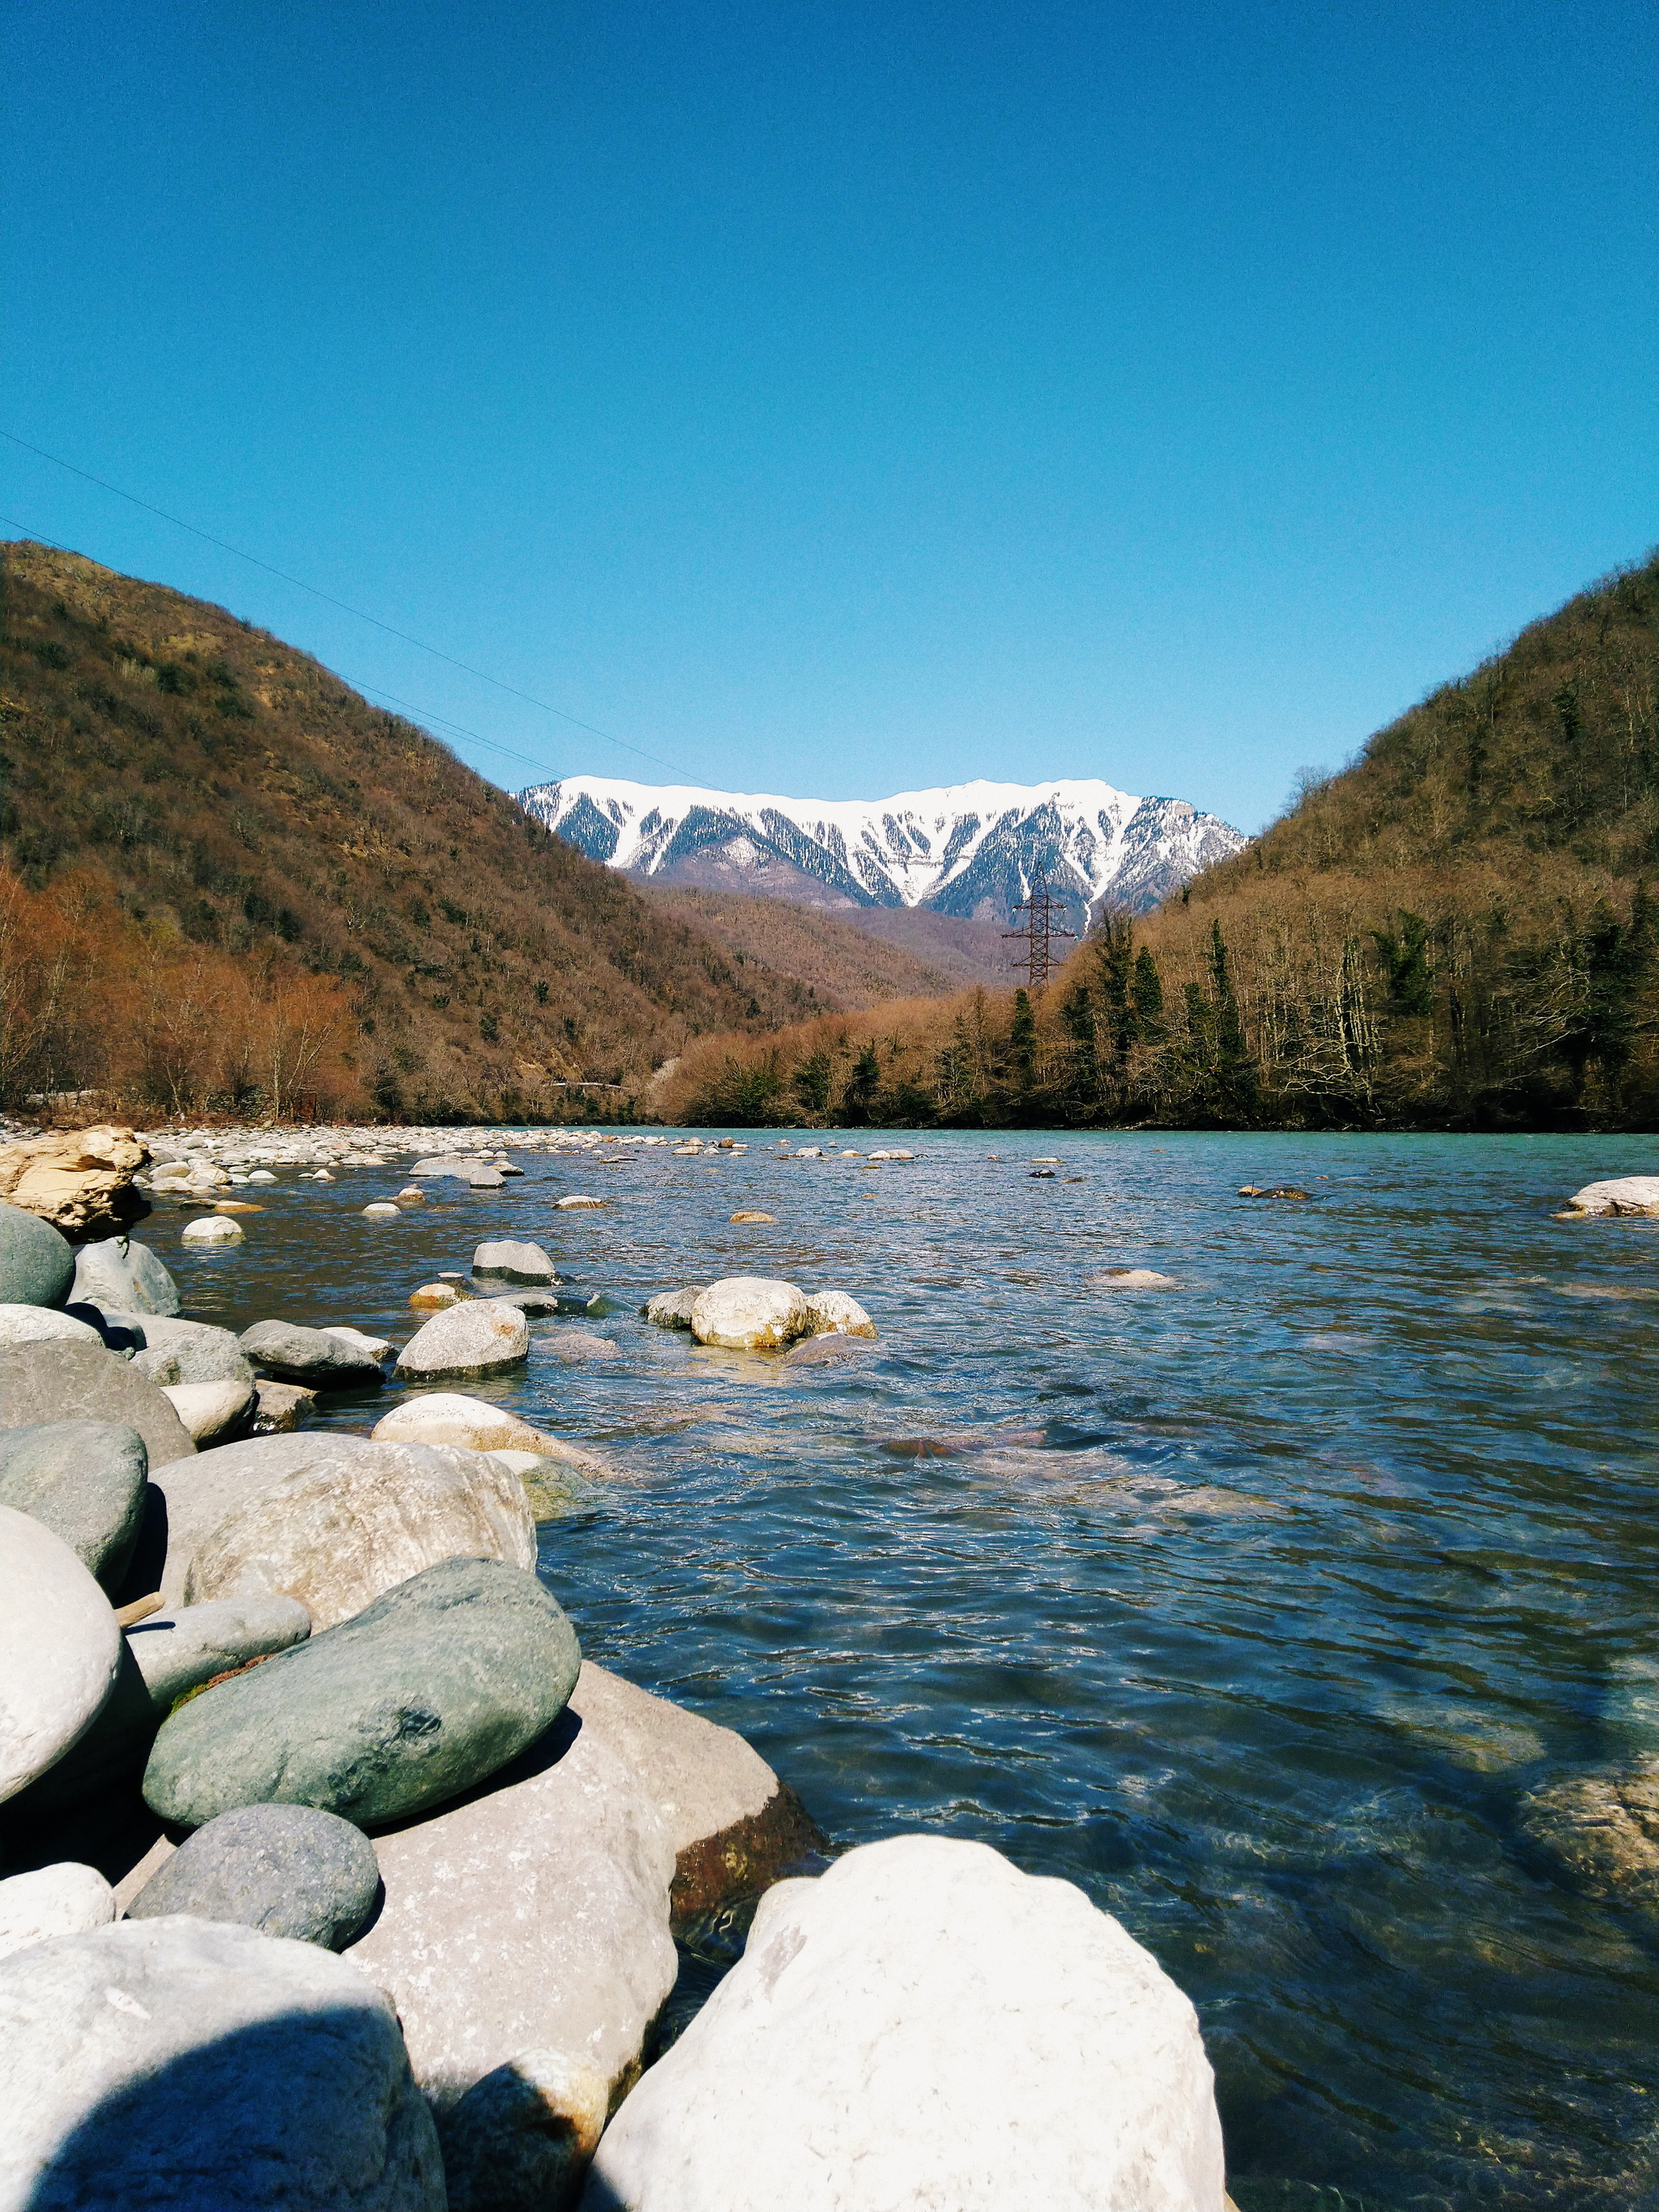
[1003, 865, 1076, 987]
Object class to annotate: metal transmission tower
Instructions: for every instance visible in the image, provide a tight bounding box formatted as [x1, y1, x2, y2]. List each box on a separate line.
[1003, 865, 1076, 987]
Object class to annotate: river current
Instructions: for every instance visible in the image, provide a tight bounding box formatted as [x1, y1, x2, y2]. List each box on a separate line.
[171, 1128, 1657, 2210]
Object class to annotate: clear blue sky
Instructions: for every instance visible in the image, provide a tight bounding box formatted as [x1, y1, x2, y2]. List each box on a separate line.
[3, 1, 1653, 833]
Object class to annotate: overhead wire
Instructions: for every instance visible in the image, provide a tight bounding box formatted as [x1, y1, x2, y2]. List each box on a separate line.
[0, 426, 697, 782]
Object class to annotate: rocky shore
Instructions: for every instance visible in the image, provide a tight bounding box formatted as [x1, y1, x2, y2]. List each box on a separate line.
[1, 1117, 1470, 2211]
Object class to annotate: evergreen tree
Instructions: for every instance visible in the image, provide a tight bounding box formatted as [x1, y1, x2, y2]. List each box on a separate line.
[1009, 989, 1037, 1091]
[1131, 947, 1165, 1038]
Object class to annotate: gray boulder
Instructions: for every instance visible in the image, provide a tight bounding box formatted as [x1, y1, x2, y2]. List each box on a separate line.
[0, 1304, 103, 1351]
[127, 1804, 382, 1949]
[148, 1433, 376, 1606]
[62, 1303, 144, 1358]
[785, 1332, 877, 1368]
[130, 1317, 254, 1388]
[172, 1438, 535, 1626]
[580, 1834, 1226, 2212]
[68, 1234, 181, 1317]
[0, 1420, 148, 1591]
[642, 1287, 704, 1329]
[0, 1201, 74, 1310]
[395, 1299, 530, 1381]
[474, 1239, 561, 1283]
[240, 1320, 387, 1390]
[0, 1342, 194, 1470]
[348, 1712, 675, 2113]
[143, 1557, 581, 1830]
[0, 1506, 122, 1804]
[0, 1916, 443, 2211]
[23, 1594, 312, 1809]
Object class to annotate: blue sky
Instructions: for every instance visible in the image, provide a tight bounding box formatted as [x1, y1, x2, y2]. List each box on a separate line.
[3, 1, 1653, 834]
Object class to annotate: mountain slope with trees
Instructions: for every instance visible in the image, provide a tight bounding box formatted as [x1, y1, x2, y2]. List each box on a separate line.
[661, 555, 1657, 1129]
[0, 540, 832, 1121]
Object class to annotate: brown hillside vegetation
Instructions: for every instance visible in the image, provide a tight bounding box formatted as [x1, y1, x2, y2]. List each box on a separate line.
[0, 540, 834, 1121]
[642, 885, 964, 1007]
[661, 555, 1658, 1129]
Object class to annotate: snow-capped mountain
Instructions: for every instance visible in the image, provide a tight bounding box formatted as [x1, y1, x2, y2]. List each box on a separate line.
[518, 775, 1245, 925]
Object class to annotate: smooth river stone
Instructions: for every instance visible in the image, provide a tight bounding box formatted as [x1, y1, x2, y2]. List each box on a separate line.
[0, 1916, 443, 2212]
[127, 1803, 382, 1950]
[800, 1291, 876, 1338]
[177, 1439, 535, 1628]
[0, 1342, 195, 1470]
[130, 1316, 254, 1387]
[0, 1420, 148, 1592]
[395, 1300, 530, 1381]
[641, 1287, 704, 1329]
[372, 1394, 560, 1455]
[143, 1557, 581, 1830]
[580, 1834, 1227, 2212]
[0, 1506, 122, 1804]
[689, 1277, 811, 1352]
[151, 1433, 375, 1607]
[472, 1239, 561, 1283]
[0, 1864, 115, 1962]
[0, 1200, 75, 1310]
[239, 1318, 386, 1388]
[68, 1235, 182, 1317]
[0, 1303, 103, 1351]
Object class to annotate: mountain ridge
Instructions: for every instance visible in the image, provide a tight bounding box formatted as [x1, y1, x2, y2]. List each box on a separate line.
[518, 772, 1244, 928]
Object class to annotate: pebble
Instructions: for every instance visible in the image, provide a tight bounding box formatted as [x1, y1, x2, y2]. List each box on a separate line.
[0, 1420, 149, 1591]
[127, 1802, 382, 1949]
[144, 1556, 581, 1830]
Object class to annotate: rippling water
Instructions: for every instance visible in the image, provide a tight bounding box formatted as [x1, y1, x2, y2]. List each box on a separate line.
[173, 1129, 1658, 2210]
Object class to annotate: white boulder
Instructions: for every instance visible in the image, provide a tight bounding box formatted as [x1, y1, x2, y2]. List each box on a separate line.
[347, 1718, 676, 2113]
[689, 1277, 810, 1352]
[180, 1215, 242, 1246]
[0, 1305, 103, 1351]
[160, 1377, 256, 1445]
[0, 1864, 114, 1962]
[372, 1393, 563, 1456]
[582, 1833, 1226, 2212]
[1561, 1176, 1659, 1217]
[802, 1291, 876, 1339]
[396, 1299, 530, 1381]
[0, 1506, 122, 1803]
[0, 1916, 442, 2211]
[178, 1440, 536, 1629]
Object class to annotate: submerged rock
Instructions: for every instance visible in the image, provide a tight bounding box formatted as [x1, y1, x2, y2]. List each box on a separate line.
[581, 1834, 1226, 2212]
[0, 1420, 147, 1592]
[784, 1332, 877, 1368]
[0, 1916, 443, 2212]
[1086, 1268, 1180, 1291]
[127, 1803, 382, 1950]
[1518, 1761, 1659, 1905]
[0, 1505, 122, 1804]
[0, 1201, 75, 1311]
[144, 1556, 580, 1830]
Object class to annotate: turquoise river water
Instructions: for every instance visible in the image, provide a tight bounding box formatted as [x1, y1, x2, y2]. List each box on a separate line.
[172, 1128, 1658, 2211]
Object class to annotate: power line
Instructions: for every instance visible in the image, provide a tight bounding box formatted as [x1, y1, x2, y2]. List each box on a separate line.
[0, 426, 695, 783]
[0, 510, 567, 781]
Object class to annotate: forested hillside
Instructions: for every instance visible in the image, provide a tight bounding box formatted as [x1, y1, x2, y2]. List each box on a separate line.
[642, 885, 963, 1006]
[662, 556, 1658, 1130]
[0, 541, 828, 1122]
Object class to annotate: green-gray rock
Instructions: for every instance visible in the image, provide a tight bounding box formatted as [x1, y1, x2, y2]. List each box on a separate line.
[143, 1557, 581, 1830]
[0, 1420, 148, 1590]
[0, 1200, 75, 1309]
[127, 1803, 382, 1949]
[69, 1235, 181, 1317]
[0, 1340, 195, 1469]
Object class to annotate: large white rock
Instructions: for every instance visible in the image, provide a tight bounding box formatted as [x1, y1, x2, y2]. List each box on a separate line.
[181, 1214, 243, 1246]
[160, 1376, 256, 1445]
[347, 1716, 676, 2113]
[582, 1834, 1226, 2212]
[0, 1915, 443, 2211]
[0, 1864, 114, 1962]
[372, 1392, 563, 1455]
[178, 1440, 536, 1629]
[0, 1506, 122, 1804]
[0, 1305, 103, 1351]
[689, 1277, 810, 1352]
[1563, 1175, 1659, 1217]
[395, 1300, 530, 1381]
[150, 1433, 375, 1604]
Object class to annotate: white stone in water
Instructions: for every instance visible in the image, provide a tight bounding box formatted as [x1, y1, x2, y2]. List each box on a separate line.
[363, 1202, 401, 1218]
[0, 1864, 114, 1962]
[582, 1834, 1226, 2212]
[557, 1195, 606, 1210]
[372, 1394, 562, 1456]
[0, 1506, 122, 1803]
[245, 1170, 277, 1183]
[1561, 1176, 1659, 1217]
[396, 1300, 531, 1381]
[181, 1216, 242, 1245]
[690, 1278, 810, 1352]
[1086, 1269, 1179, 1291]
[801, 1291, 876, 1339]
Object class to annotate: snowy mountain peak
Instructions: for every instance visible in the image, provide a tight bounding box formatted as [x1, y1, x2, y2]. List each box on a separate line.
[518, 773, 1245, 925]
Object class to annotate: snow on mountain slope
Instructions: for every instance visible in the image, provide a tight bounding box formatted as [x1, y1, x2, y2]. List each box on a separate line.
[517, 775, 1245, 925]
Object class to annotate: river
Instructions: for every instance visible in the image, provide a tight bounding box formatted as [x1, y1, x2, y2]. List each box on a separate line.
[170, 1127, 1658, 2210]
